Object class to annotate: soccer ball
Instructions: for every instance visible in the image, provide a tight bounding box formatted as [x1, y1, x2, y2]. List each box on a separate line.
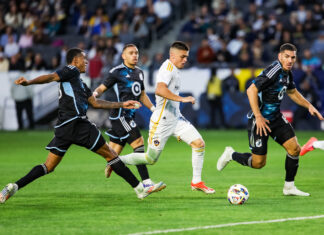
[227, 184, 249, 205]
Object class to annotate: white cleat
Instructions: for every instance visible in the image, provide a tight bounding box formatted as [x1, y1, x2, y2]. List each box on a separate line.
[0, 183, 18, 204]
[217, 147, 234, 171]
[143, 182, 166, 193]
[136, 181, 165, 199]
[283, 186, 310, 196]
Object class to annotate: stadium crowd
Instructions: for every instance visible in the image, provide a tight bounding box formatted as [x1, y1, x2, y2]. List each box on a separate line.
[0, 0, 324, 129]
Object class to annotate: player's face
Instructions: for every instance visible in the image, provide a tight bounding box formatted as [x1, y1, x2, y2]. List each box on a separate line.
[170, 48, 189, 69]
[278, 50, 296, 71]
[122, 46, 139, 68]
[75, 52, 87, 73]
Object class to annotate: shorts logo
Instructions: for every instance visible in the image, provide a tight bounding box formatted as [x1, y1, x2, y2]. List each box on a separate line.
[256, 139, 262, 148]
[131, 81, 141, 96]
[153, 139, 160, 147]
[130, 120, 136, 128]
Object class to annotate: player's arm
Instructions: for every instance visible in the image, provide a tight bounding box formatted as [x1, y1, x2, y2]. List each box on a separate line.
[155, 82, 195, 104]
[139, 90, 155, 111]
[93, 84, 108, 98]
[15, 73, 60, 86]
[246, 83, 271, 136]
[287, 88, 324, 120]
[88, 95, 141, 110]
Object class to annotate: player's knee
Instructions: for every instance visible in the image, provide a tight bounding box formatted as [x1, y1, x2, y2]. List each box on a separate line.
[191, 138, 205, 149]
[252, 158, 266, 169]
[146, 147, 161, 165]
[288, 144, 301, 156]
[44, 163, 54, 173]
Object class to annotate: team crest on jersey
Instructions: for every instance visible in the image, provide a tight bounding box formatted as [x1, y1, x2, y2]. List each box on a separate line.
[256, 139, 262, 147]
[153, 138, 160, 147]
[130, 120, 137, 128]
[131, 81, 141, 96]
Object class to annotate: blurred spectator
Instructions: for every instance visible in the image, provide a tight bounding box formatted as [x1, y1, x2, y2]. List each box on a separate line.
[46, 16, 61, 37]
[0, 26, 17, 47]
[22, 11, 34, 29]
[181, 13, 199, 35]
[4, 4, 22, 29]
[245, 68, 257, 91]
[131, 14, 149, 49]
[238, 51, 252, 68]
[119, 22, 134, 44]
[78, 19, 90, 37]
[18, 28, 33, 49]
[9, 53, 25, 71]
[0, 52, 9, 72]
[24, 49, 34, 70]
[301, 49, 321, 71]
[311, 33, 324, 54]
[153, 0, 172, 20]
[138, 52, 151, 70]
[215, 39, 232, 64]
[105, 37, 118, 66]
[293, 78, 321, 129]
[226, 7, 242, 25]
[196, 5, 212, 33]
[206, 27, 222, 52]
[222, 68, 239, 93]
[251, 38, 268, 67]
[116, 0, 133, 9]
[48, 55, 60, 70]
[207, 67, 225, 128]
[4, 35, 19, 58]
[196, 38, 214, 64]
[89, 49, 104, 88]
[11, 77, 35, 130]
[149, 52, 164, 85]
[227, 30, 245, 57]
[33, 28, 50, 45]
[89, 8, 110, 36]
[30, 53, 48, 70]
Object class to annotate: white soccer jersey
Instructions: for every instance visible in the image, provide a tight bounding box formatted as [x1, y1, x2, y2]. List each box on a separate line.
[153, 59, 181, 122]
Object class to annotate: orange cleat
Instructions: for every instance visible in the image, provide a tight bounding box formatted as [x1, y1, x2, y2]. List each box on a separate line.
[300, 137, 317, 156]
[191, 181, 215, 194]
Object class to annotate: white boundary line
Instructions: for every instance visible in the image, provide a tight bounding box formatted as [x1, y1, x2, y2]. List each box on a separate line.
[128, 215, 324, 235]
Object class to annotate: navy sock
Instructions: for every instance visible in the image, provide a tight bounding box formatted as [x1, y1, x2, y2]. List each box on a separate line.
[134, 145, 149, 181]
[15, 164, 48, 189]
[232, 152, 252, 167]
[285, 154, 299, 182]
[108, 157, 139, 188]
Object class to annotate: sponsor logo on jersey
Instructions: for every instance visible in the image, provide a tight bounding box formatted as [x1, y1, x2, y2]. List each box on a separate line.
[256, 139, 262, 147]
[130, 120, 137, 128]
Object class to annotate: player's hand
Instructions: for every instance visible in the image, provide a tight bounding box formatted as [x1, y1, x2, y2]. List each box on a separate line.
[15, 77, 29, 86]
[92, 91, 98, 98]
[123, 100, 142, 109]
[309, 105, 324, 121]
[182, 96, 195, 104]
[255, 115, 271, 136]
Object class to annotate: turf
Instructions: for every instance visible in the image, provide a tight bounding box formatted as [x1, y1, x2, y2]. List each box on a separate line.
[0, 130, 324, 235]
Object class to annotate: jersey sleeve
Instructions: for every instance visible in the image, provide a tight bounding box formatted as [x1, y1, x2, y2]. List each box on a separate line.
[287, 71, 296, 90]
[253, 62, 281, 91]
[140, 70, 145, 90]
[156, 66, 172, 85]
[56, 67, 79, 82]
[83, 82, 93, 98]
[103, 71, 118, 89]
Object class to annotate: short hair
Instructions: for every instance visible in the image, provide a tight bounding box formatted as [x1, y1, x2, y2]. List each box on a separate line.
[66, 48, 83, 64]
[122, 44, 137, 53]
[279, 43, 297, 53]
[170, 41, 189, 51]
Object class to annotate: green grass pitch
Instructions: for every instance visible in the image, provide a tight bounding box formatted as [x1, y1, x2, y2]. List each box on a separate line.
[1, 130, 324, 234]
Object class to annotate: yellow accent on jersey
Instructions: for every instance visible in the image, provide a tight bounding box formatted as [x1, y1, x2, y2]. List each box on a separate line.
[166, 62, 173, 72]
[149, 98, 167, 144]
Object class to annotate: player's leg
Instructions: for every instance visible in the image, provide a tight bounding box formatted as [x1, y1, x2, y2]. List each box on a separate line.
[217, 118, 268, 170]
[0, 152, 63, 203]
[272, 116, 309, 196]
[175, 117, 215, 194]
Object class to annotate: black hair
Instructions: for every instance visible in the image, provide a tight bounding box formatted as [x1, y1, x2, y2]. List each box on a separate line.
[170, 41, 189, 51]
[66, 48, 83, 64]
[279, 43, 297, 53]
[122, 44, 137, 52]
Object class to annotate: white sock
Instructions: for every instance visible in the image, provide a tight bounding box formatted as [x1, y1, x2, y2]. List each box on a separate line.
[313, 140, 324, 150]
[119, 152, 148, 165]
[143, 179, 153, 185]
[134, 183, 143, 192]
[284, 181, 295, 188]
[192, 147, 204, 184]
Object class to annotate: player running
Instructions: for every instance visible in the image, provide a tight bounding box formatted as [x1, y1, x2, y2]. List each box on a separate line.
[93, 44, 165, 191]
[0, 48, 164, 204]
[116, 41, 215, 194]
[217, 43, 324, 196]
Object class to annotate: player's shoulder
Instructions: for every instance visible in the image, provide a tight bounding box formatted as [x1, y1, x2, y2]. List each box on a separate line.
[109, 63, 125, 74]
[57, 65, 80, 78]
[263, 60, 282, 78]
[160, 59, 175, 73]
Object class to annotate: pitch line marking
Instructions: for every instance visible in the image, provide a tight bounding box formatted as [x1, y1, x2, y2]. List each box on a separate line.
[129, 215, 324, 235]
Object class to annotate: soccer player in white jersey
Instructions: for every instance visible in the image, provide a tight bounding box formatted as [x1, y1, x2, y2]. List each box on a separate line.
[117, 41, 215, 194]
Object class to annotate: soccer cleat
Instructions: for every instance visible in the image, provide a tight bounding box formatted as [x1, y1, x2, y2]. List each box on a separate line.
[143, 182, 167, 193]
[217, 147, 234, 171]
[300, 137, 317, 156]
[136, 181, 165, 199]
[283, 185, 310, 196]
[0, 183, 18, 203]
[104, 164, 113, 178]
[191, 181, 215, 194]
